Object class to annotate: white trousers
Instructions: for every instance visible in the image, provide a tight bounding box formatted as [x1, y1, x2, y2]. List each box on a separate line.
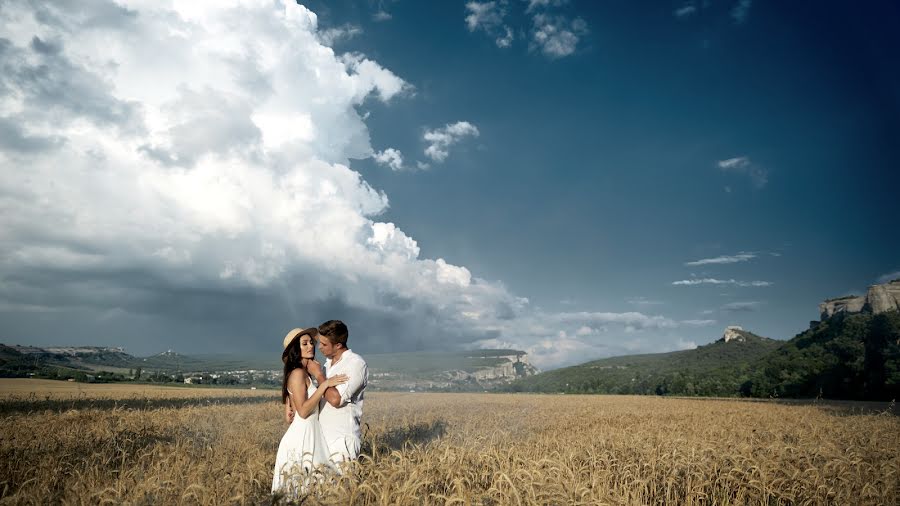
[327, 435, 361, 468]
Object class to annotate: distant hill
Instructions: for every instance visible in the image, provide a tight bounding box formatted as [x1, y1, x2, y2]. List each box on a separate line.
[506, 328, 782, 397]
[0, 344, 133, 373]
[366, 349, 537, 391]
[0, 345, 281, 378]
[134, 350, 281, 372]
[0, 343, 538, 391]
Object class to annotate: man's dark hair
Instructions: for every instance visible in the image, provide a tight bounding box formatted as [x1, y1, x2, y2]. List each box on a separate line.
[318, 319, 349, 348]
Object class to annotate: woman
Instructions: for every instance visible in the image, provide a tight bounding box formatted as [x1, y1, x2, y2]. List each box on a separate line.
[271, 327, 348, 495]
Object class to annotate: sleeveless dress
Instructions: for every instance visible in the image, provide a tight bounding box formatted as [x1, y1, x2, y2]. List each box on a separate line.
[271, 381, 335, 495]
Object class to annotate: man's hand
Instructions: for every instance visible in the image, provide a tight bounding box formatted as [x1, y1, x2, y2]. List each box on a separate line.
[284, 403, 294, 423]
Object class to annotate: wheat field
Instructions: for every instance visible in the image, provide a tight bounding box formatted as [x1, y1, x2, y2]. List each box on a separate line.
[1, 380, 897, 505]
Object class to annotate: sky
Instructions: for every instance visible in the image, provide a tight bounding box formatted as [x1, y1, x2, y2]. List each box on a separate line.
[0, 0, 897, 369]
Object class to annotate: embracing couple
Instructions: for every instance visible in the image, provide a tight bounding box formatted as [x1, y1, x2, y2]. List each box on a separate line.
[271, 320, 368, 495]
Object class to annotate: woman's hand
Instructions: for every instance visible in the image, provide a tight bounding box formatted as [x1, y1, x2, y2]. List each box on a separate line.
[305, 359, 322, 376]
[323, 374, 349, 388]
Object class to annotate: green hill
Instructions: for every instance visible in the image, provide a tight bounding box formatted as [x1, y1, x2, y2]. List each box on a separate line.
[506, 329, 782, 396]
[742, 311, 900, 400]
[508, 312, 900, 400]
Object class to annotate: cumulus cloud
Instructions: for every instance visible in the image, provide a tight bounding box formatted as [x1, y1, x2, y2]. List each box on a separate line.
[685, 252, 756, 266]
[465, 1, 514, 48]
[717, 156, 768, 188]
[530, 13, 587, 58]
[423, 121, 480, 163]
[0, 0, 467, 350]
[0, 0, 714, 370]
[465, 0, 584, 57]
[373, 148, 405, 171]
[673, 279, 773, 287]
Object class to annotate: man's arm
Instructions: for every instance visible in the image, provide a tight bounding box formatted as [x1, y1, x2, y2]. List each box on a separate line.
[323, 383, 342, 407]
[324, 358, 366, 408]
[304, 359, 341, 406]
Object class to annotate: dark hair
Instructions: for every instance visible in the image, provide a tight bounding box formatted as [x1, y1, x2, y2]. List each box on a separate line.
[318, 319, 349, 347]
[281, 335, 306, 404]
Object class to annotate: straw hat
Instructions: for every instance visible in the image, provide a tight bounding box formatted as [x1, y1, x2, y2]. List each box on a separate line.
[282, 327, 318, 352]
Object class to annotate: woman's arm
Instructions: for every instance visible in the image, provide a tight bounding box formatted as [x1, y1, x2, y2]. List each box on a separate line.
[288, 369, 348, 419]
[305, 359, 343, 407]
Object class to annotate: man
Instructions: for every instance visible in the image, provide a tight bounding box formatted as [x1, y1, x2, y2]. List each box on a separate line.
[315, 319, 368, 466]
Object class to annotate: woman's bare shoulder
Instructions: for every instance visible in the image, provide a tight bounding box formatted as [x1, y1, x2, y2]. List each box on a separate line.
[287, 368, 306, 382]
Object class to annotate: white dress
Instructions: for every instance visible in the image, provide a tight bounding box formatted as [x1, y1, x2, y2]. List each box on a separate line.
[271, 381, 334, 495]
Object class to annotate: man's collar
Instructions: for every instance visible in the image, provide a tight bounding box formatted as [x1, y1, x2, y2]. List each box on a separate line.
[331, 348, 351, 366]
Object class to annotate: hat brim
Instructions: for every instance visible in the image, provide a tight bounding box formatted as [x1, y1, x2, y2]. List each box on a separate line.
[282, 327, 319, 354]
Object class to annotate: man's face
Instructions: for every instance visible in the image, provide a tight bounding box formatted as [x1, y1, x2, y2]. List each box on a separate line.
[318, 335, 336, 359]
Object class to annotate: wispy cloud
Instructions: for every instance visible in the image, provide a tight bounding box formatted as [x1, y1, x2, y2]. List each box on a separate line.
[731, 0, 752, 24]
[681, 319, 717, 326]
[685, 252, 756, 266]
[717, 156, 768, 188]
[674, 2, 698, 19]
[423, 121, 480, 163]
[722, 301, 764, 312]
[877, 270, 900, 284]
[318, 23, 363, 46]
[465, 1, 514, 48]
[627, 296, 664, 307]
[673, 278, 773, 287]
[525, 0, 568, 14]
[371, 0, 393, 21]
[675, 339, 698, 350]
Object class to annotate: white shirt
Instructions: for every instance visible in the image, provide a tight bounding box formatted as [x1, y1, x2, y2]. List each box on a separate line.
[320, 349, 368, 442]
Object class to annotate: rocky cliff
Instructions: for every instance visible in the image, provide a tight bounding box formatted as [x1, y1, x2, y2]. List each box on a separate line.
[819, 280, 900, 320]
[715, 326, 772, 344]
[721, 326, 745, 342]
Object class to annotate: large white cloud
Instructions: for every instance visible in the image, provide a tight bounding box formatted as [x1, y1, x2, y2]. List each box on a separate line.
[0, 0, 707, 368]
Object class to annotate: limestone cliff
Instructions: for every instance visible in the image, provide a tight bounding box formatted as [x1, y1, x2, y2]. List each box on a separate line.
[819, 280, 900, 320]
[721, 326, 745, 342]
[715, 326, 771, 344]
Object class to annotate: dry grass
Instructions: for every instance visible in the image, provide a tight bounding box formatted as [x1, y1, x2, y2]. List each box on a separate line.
[0, 379, 274, 399]
[1, 384, 897, 505]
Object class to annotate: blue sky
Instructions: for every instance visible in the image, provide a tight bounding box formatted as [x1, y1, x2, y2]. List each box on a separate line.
[0, 0, 897, 368]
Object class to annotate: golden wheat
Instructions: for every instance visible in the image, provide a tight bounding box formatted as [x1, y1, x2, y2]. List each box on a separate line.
[0, 382, 897, 505]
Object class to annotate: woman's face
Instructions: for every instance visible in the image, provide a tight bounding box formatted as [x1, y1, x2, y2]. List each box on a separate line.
[299, 334, 316, 359]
